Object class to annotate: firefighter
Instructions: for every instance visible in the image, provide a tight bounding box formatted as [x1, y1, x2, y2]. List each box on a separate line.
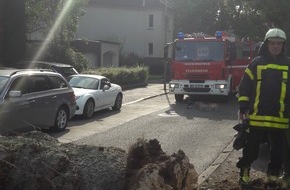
[237, 28, 290, 187]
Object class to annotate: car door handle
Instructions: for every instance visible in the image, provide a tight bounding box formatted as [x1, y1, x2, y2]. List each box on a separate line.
[26, 99, 36, 104]
[19, 99, 35, 107]
[51, 96, 57, 101]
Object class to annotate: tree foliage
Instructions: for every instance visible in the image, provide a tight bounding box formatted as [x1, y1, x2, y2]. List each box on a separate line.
[26, 0, 88, 41]
[171, 0, 290, 41]
[221, 0, 290, 41]
[172, 0, 221, 35]
[25, 0, 89, 71]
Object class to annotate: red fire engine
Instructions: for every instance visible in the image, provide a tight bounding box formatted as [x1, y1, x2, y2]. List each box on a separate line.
[166, 31, 258, 102]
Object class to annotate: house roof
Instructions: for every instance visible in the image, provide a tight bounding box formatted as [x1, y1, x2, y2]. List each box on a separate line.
[89, 0, 171, 8]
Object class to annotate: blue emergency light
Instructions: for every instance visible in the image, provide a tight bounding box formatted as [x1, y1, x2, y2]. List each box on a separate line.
[215, 31, 223, 38]
[177, 32, 184, 39]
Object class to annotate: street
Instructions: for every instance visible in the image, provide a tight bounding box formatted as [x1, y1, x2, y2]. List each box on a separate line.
[49, 84, 240, 176]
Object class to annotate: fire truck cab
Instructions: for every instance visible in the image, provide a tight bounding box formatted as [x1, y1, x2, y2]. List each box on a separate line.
[167, 31, 258, 102]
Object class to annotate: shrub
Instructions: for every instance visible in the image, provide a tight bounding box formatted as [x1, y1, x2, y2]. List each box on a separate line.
[82, 66, 149, 86]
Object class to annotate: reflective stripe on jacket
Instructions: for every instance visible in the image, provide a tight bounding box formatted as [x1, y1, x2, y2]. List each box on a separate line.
[238, 56, 290, 130]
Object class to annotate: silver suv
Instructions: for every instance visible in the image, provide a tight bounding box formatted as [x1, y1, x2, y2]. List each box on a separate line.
[0, 69, 77, 135]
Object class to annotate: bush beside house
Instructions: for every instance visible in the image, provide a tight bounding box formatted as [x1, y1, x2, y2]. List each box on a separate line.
[82, 66, 149, 89]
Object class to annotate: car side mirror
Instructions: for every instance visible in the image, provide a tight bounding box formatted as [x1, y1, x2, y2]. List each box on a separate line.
[9, 90, 22, 98]
[103, 85, 110, 91]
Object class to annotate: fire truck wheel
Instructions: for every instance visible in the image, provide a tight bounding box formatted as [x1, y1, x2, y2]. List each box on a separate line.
[175, 94, 184, 102]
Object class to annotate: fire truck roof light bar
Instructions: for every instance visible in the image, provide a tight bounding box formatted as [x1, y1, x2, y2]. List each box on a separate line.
[177, 31, 228, 40]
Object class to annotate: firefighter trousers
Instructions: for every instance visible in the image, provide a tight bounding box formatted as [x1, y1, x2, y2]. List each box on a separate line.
[236, 127, 284, 176]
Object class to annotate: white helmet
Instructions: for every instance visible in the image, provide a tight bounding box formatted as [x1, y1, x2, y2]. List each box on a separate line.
[264, 28, 287, 42]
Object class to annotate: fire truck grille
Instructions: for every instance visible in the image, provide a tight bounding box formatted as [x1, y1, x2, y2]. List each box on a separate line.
[185, 74, 208, 80]
[183, 88, 210, 92]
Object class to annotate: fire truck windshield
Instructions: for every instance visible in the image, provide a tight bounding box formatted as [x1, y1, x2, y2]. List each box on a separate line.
[174, 41, 225, 62]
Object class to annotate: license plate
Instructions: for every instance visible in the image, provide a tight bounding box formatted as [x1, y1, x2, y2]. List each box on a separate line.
[190, 84, 203, 88]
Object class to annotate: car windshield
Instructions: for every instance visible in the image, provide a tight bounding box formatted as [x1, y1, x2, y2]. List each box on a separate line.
[0, 76, 9, 95]
[68, 76, 99, 89]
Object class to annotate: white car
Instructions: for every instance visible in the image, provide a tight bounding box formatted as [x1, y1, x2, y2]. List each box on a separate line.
[68, 74, 123, 118]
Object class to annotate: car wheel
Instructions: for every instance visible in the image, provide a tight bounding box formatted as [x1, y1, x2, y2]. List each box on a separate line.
[83, 99, 95, 119]
[52, 107, 68, 131]
[112, 93, 122, 110]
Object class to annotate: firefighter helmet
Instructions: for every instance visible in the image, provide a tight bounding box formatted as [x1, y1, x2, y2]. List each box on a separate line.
[264, 28, 287, 42]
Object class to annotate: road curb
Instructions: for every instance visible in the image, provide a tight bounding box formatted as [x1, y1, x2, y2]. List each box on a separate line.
[198, 137, 235, 185]
[123, 92, 168, 106]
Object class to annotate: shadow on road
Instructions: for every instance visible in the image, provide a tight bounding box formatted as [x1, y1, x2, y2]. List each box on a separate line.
[165, 94, 238, 121]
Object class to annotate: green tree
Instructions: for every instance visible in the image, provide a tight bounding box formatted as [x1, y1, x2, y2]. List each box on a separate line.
[25, 0, 89, 71]
[26, 0, 88, 41]
[216, 0, 266, 40]
[171, 0, 290, 42]
[173, 0, 221, 35]
[250, 0, 290, 37]
[219, 0, 290, 41]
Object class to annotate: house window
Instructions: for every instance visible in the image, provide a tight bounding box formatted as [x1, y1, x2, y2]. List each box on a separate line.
[149, 14, 154, 27]
[148, 43, 153, 55]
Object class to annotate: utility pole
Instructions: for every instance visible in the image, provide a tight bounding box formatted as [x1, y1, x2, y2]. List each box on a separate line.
[163, 0, 168, 91]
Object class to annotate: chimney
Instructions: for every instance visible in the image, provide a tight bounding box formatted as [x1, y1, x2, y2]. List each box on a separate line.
[142, 0, 145, 7]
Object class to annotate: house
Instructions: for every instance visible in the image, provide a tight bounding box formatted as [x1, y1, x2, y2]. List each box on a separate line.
[76, 0, 174, 68]
[71, 39, 120, 68]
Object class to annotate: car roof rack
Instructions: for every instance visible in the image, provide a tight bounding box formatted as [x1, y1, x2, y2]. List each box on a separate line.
[9, 69, 55, 76]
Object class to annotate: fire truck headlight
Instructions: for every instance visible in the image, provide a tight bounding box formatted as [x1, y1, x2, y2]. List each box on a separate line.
[170, 83, 179, 88]
[215, 84, 227, 89]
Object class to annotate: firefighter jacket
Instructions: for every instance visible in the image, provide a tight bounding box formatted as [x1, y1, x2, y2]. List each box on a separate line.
[238, 54, 290, 130]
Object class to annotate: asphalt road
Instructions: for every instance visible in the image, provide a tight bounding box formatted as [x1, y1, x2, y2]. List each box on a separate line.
[51, 83, 240, 176]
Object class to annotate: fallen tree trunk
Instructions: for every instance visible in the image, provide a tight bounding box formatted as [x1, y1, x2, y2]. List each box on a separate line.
[0, 131, 198, 190]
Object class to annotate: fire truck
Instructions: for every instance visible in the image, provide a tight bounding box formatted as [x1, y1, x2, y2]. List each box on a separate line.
[166, 31, 258, 102]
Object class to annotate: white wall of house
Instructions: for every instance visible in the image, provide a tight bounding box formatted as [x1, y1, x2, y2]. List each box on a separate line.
[26, 1, 174, 66]
[76, 3, 174, 59]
